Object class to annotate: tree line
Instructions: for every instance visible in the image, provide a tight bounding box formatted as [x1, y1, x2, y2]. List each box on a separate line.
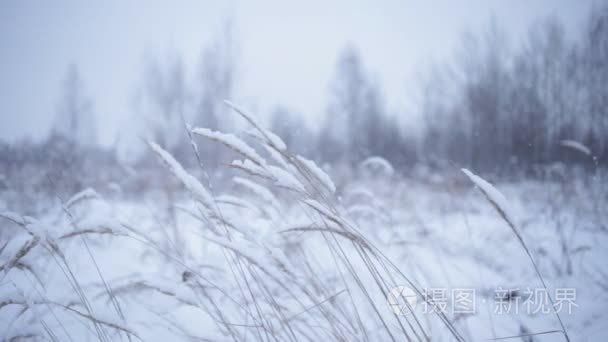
[278, 5, 608, 175]
[418, 6, 608, 174]
[2, 4, 607, 192]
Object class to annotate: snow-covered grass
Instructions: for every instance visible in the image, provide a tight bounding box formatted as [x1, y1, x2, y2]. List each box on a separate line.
[1, 103, 608, 341]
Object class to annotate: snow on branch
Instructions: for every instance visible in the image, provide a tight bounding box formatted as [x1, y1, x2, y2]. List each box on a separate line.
[65, 187, 100, 208]
[149, 141, 214, 211]
[560, 140, 592, 156]
[461, 168, 516, 228]
[295, 155, 336, 193]
[191, 128, 266, 167]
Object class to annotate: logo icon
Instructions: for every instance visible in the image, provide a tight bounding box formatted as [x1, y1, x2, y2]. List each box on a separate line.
[387, 286, 417, 315]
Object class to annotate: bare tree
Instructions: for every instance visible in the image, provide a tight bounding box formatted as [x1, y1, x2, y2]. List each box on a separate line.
[136, 54, 189, 162]
[416, 11, 608, 174]
[196, 22, 237, 131]
[53, 63, 97, 147]
[321, 46, 389, 164]
[319, 45, 412, 168]
[194, 22, 238, 165]
[581, 5, 608, 160]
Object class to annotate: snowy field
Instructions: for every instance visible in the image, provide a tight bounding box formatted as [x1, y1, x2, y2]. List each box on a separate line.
[1, 117, 607, 342]
[2, 1, 607, 341]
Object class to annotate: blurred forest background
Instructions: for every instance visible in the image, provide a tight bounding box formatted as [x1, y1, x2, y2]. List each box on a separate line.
[1, 4, 607, 204]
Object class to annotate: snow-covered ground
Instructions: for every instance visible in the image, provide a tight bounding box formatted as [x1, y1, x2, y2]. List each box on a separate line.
[1, 142, 607, 341]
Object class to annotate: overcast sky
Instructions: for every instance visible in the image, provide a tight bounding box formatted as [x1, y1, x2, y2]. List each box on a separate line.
[0, 0, 594, 146]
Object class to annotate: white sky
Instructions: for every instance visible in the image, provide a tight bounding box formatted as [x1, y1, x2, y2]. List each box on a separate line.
[0, 0, 594, 146]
